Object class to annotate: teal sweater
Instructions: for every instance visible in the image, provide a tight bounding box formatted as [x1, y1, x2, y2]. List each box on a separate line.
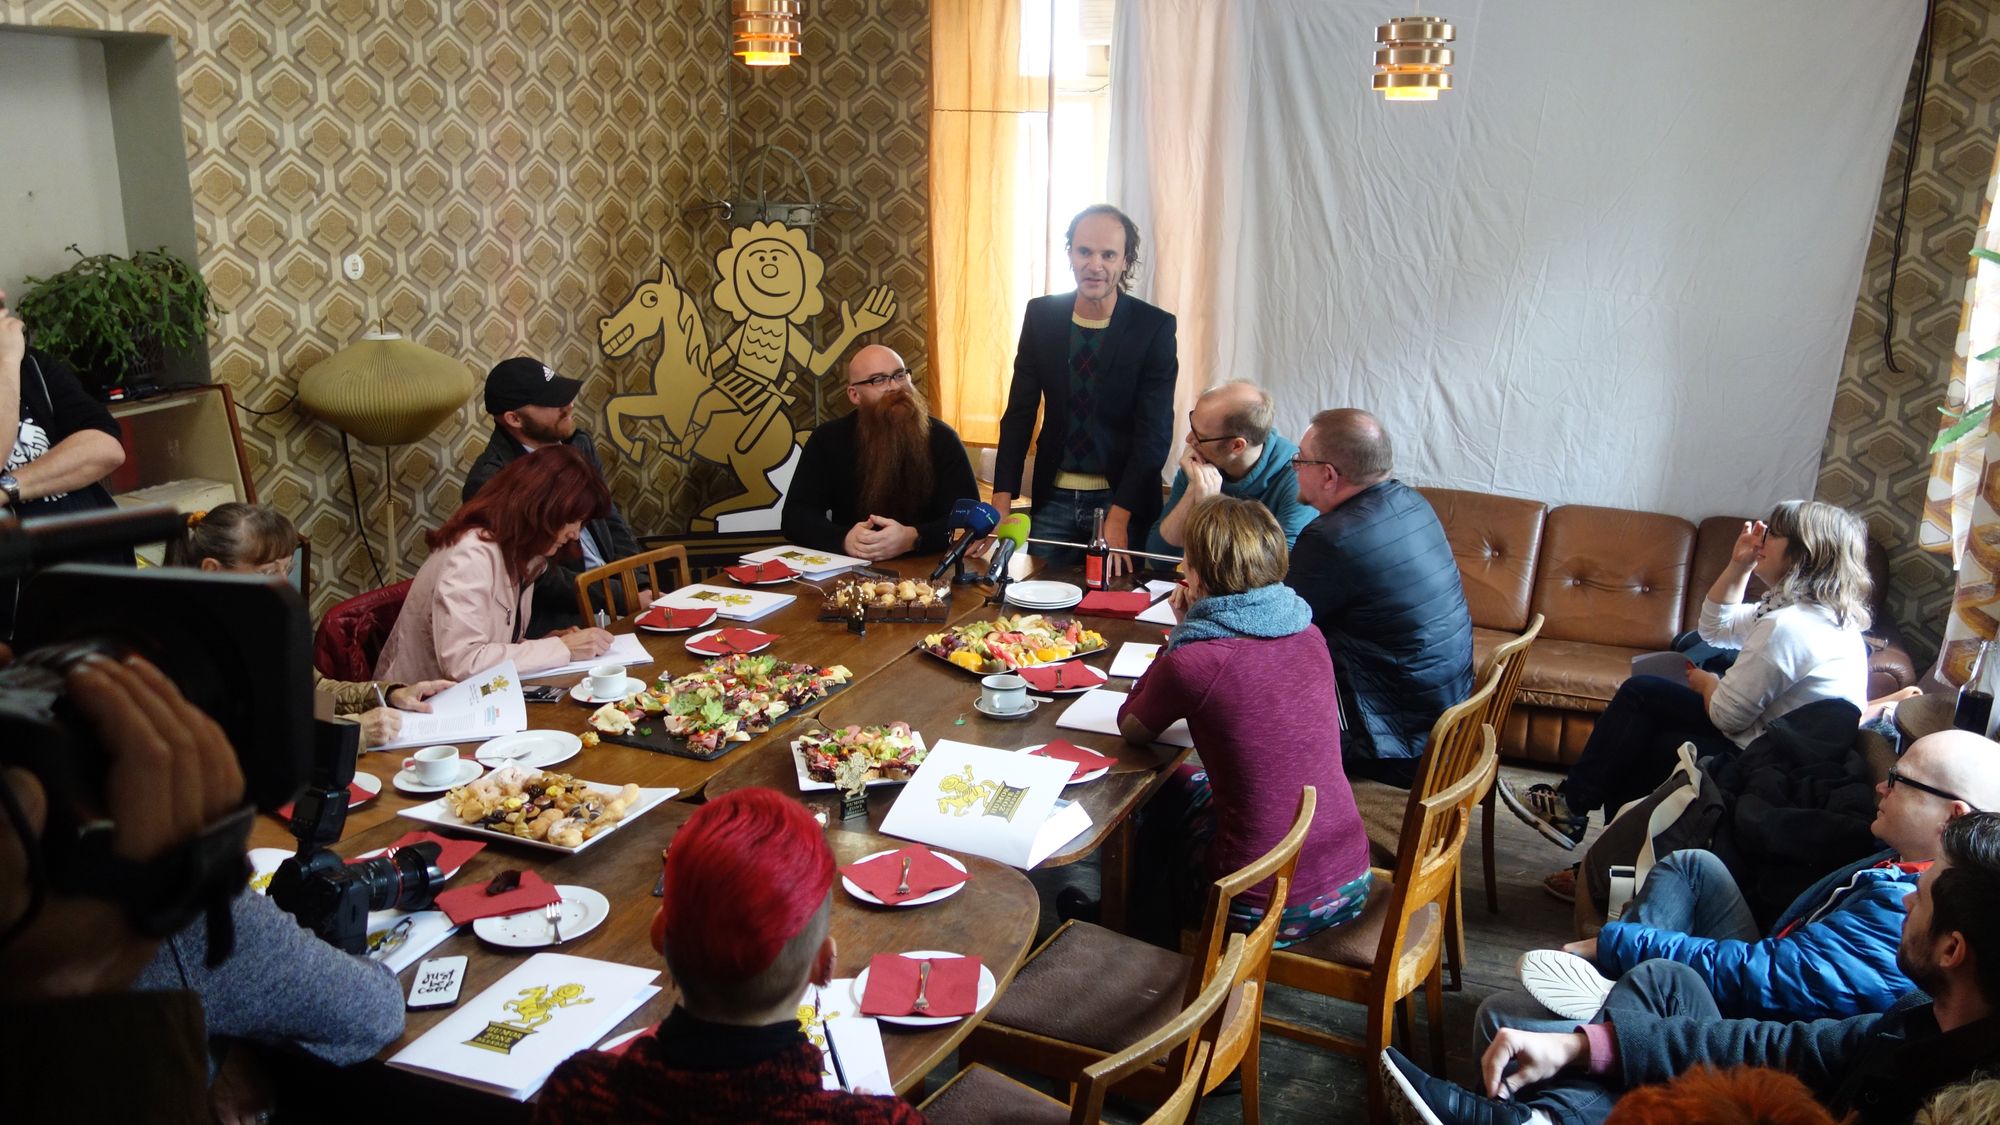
[1143, 431, 1315, 563]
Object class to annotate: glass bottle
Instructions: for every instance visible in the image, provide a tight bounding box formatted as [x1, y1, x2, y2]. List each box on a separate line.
[1955, 640, 1996, 735]
[1085, 507, 1109, 590]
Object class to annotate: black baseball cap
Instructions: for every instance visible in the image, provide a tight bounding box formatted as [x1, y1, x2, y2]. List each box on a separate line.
[484, 356, 582, 415]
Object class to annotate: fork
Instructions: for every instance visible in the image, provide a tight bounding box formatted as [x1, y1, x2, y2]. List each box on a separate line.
[912, 960, 932, 1013]
[546, 902, 564, 944]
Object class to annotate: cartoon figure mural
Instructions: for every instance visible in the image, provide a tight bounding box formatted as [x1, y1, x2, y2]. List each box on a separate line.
[599, 221, 897, 531]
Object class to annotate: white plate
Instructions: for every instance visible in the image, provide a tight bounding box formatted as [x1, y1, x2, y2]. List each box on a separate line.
[570, 677, 648, 705]
[1005, 581, 1083, 610]
[851, 950, 998, 1026]
[727, 568, 799, 587]
[841, 848, 970, 907]
[472, 885, 610, 948]
[392, 757, 486, 795]
[348, 772, 383, 805]
[1022, 742, 1110, 785]
[685, 627, 774, 656]
[636, 609, 718, 634]
[397, 780, 679, 854]
[474, 730, 583, 770]
[973, 696, 1040, 721]
[791, 729, 929, 793]
[247, 847, 291, 895]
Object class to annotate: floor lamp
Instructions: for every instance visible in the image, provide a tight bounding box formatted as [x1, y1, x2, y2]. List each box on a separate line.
[298, 331, 474, 582]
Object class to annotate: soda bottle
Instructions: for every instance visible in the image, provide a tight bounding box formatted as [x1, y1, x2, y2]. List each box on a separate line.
[1085, 507, 1109, 591]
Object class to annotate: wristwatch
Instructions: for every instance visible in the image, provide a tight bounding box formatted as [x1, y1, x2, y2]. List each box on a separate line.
[0, 474, 19, 508]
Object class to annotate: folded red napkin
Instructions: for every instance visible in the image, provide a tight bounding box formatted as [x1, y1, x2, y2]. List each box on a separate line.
[687, 627, 778, 655]
[1018, 663, 1107, 692]
[364, 830, 486, 877]
[724, 560, 796, 583]
[859, 953, 982, 1017]
[841, 846, 968, 903]
[1077, 590, 1153, 618]
[274, 779, 374, 820]
[637, 605, 717, 630]
[435, 869, 562, 926]
[1029, 739, 1116, 782]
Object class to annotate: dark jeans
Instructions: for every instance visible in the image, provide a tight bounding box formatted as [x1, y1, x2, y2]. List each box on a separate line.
[1519, 960, 1724, 1125]
[1559, 675, 1735, 821]
[1027, 486, 1113, 569]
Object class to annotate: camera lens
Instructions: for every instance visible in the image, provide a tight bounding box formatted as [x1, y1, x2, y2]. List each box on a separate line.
[361, 842, 444, 913]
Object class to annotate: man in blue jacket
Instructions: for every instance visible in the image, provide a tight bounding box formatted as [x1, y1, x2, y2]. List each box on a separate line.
[1484, 729, 2000, 1039]
[1385, 811, 2000, 1125]
[1142, 381, 1313, 564]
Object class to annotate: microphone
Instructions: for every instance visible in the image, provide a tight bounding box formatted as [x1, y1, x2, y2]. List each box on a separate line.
[930, 500, 1001, 580]
[985, 512, 1030, 583]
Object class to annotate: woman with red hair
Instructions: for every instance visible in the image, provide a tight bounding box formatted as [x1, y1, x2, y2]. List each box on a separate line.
[375, 444, 616, 681]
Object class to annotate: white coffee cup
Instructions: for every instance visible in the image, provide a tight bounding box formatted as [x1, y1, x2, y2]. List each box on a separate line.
[980, 673, 1029, 714]
[589, 663, 628, 700]
[402, 745, 459, 784]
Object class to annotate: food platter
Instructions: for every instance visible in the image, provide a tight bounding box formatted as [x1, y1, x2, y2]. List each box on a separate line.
[397, 771, 678, 855]
[791, 724, 928, 792]
[919, 613, 1108, 676]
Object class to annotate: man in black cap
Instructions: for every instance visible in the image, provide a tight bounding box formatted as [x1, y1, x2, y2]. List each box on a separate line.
[463, 356, 644, 635]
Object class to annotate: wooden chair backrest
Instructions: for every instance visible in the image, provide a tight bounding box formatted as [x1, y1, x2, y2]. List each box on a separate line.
[1188, 785, 1317, 1004]
[1411, 666, 1500, 799]
[1477, 612, 1543, 740]
[573, 544, 692, 618]
[1375, 727, 1498, 992]
[1070, 935, 1246, 1125]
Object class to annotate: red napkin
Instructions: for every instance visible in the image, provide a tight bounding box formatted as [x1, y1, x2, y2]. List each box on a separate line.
[859, 953, 983, 1017]
[362, 830, 486, 877]
[274, 779, 374, 820]
[687, 627, 778, 655]
[1077, 590, 1153, 618]
[637, 605, 717, 630]
[841, 846, 968, 903]
[724, 560, 796, 583]
[1030, 739, 1116, 782]
[1018, 663, 1107, 692]
[435, 869, 562, 926]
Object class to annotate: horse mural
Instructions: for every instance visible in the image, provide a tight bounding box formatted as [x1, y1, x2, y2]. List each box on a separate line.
[598, 221, 897, 531]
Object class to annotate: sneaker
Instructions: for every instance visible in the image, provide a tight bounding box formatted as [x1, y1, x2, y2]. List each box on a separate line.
[1497, 778, 1588, 849]
[1517, 948, 1615, 1021]
[1380, 1047, 1535, 1125]
[1542, 865, 1577, 905]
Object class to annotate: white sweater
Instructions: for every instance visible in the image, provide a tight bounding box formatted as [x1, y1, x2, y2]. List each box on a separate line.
[1698, 598, 1868, 748]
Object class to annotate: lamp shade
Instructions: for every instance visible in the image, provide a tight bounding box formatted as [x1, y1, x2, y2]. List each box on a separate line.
[297, 332, 474, 445]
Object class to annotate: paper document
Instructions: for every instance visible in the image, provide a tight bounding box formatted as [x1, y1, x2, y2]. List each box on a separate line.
[1108, 642, 1160, 679]
[1143, 579, 1179, 600]
[520, 632, 654, 680]
[879, 740, 1094, 869]
[652, 583, 797, 622]
[805, 981, 894, 1096]
[369, 660, 528, 750]
[1136, 597, 1179, 626]
[1056, 687, 1194, 748]
[741, 544, 868, 579]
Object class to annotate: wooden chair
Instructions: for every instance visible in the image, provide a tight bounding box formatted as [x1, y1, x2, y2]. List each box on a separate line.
[1262, 722, 1499, 1121]
[1476, 613, 1544, 912]
[957, 788, 1319, 1125]
[919, 934, 1247, 1125]
[572, 544, 691, 619]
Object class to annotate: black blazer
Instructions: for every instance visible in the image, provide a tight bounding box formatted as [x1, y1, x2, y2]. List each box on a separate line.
[992, 292, 1178, 535]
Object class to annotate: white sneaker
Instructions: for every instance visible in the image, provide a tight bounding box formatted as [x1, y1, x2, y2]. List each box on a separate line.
[1517, 948, 1615, 1022]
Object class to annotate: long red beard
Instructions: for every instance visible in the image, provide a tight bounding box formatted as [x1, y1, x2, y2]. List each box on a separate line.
[854, 388, 935, 521]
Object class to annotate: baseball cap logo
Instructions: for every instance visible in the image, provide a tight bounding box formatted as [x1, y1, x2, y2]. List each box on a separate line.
[542, 364, 555, 381]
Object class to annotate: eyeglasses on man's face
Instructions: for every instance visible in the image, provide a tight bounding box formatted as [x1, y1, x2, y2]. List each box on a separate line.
[1886, 767, 1982, 811]
[1186, 411, 1239, 446]
[1289, 457, 1336, 472]
[850, 368, 912, 390]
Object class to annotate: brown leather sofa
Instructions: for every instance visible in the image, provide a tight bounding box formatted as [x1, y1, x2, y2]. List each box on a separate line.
[1419, 487, 1917, 767]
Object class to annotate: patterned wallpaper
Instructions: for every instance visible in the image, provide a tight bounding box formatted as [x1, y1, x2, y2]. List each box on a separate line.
[1817, 0, 2000, 668]
[0, 0, 928, 617]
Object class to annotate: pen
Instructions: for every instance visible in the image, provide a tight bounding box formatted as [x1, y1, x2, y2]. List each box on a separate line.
[373, 682, 389, 711]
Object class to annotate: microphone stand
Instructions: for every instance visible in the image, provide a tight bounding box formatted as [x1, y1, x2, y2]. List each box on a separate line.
[1021, 537, 1184, 565]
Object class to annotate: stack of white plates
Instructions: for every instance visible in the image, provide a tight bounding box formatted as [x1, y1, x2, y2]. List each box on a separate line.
[1005, 580, 1084, 611]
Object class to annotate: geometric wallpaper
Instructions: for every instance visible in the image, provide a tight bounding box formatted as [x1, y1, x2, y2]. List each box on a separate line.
[1817, 0, 2000, 669]
[0, 0, 928, 619]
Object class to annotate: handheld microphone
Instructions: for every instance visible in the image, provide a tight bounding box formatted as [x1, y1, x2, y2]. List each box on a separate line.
[930, 501, 1001, 580]
[985, 512, 1030, 583]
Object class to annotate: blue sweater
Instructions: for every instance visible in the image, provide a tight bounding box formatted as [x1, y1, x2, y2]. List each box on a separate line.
[1597, 849, 1917, 1020]
[1143, 432, 1315, 561]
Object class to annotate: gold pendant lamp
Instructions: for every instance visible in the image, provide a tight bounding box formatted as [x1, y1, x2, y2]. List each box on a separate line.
[734, 0, 802, 67]
[1374, 15, 1455, 101]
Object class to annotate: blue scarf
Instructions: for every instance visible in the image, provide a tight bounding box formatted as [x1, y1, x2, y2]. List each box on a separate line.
[1166, 583, 1315, 652]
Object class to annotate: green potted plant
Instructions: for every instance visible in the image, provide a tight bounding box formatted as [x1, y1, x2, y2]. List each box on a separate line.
[15, 244, 214, 397]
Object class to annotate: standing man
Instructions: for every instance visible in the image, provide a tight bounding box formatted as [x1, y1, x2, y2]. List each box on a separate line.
[464, 356, 643, 635]
[781, 344, 978, 561]
[1144, 380, 1314, 563]
[1286, 408, 1473, 787]
[989, 205, 1176, 574]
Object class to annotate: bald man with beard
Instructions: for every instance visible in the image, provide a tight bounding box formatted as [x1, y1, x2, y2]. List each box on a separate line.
[781, 345, 979, 562]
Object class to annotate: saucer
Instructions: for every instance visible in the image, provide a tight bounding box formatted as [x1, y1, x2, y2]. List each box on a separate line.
[392, 757, 485, 795]
[973, 696, 1040, 721]
[570, 677, 647, 705]
[471, 885, 610, 948]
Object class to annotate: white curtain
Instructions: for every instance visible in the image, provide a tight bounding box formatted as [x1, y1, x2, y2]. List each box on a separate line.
[1111, 0, 1922, 516]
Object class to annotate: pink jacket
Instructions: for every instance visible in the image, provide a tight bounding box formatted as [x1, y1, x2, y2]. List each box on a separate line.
[373, 532, 571, 683]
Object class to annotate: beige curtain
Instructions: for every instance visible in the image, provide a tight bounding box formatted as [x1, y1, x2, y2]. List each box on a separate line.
[929, 1, 1051, 445]
[1920, 140, 2000, 685]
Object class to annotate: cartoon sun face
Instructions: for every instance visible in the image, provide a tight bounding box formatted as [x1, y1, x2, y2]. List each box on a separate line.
[712, 221, 826, 325]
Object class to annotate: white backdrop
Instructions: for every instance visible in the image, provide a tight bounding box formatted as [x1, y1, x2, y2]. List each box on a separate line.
[1111, 0, 1923, 518]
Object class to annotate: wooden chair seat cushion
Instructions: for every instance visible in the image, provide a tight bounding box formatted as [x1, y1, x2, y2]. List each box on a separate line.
[982, 921, 1194, 1054]
[920, 1063, 1071, 1124]
[1277, 879, 1439, 971]
[1348, 778, 1407, 866]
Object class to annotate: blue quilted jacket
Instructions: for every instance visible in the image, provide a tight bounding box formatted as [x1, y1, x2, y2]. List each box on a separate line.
[1597, 849, 1917, 1020]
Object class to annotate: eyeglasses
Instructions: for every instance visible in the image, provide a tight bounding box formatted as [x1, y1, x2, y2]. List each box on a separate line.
[1186, 411, 1239, 446]
[1886, 767, 1983, 811]
[849, 368, 912, 390]
[1289, 457, 1336, 471]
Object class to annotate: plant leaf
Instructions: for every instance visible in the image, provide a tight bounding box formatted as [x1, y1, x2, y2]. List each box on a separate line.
[1932, 400, 1995, 453]
[1975, 248, 2000, 266]
[1979, 345, 2000, 363]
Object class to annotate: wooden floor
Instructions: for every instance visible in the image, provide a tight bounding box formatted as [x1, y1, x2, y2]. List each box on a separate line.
[916, 763, 1586, 1123]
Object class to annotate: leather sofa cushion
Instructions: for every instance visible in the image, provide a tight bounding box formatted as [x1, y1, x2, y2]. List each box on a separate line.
[1419, 487, 1547, 633]
[1516, 635, 1651, 712]
[1531, 505, 1694, 651]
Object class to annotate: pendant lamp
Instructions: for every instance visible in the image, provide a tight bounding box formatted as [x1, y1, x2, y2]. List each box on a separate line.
[734, 0, 802, 67]
[1374, 16, 1455, 101]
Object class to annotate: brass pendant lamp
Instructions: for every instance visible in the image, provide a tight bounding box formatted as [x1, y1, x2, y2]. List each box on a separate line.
[1374, 15, 1455, 101]
[734, 0, 802, 67]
